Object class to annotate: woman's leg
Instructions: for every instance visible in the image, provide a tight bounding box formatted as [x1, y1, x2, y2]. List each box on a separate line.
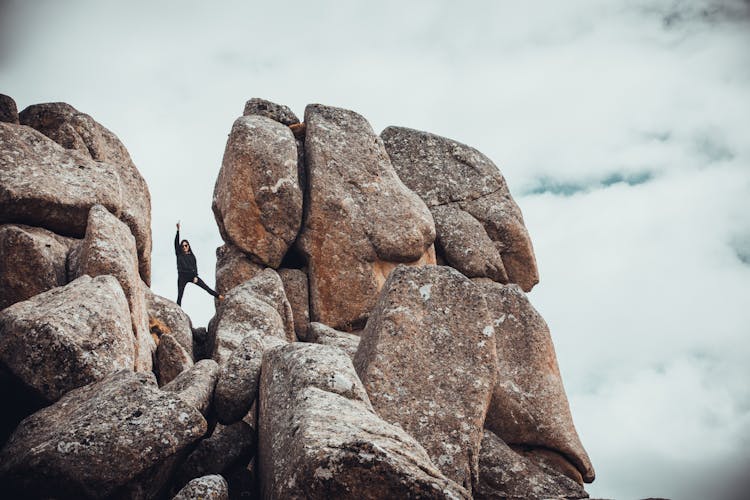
[177, 277, 189, 305]
[193, 276, 220, 298]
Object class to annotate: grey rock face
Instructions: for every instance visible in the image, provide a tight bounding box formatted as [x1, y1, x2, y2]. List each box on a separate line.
[214, 243, 264, 298]
[173, 475, 229, 500]
[145, 288, 194, 359]
[299, 104, 436, 330]
[0, 275, 134, 402]
[156, 334, 194, 386]
[162, 359, 220, 416]
[73, 204, 153, 372]
[309, 322, 360, 360]
[214, 332, 264, 424]
[354, 265, 497, 493]
[259, 343, 469, 499]
[0, 370, 207, 499]
[18, 102, 152, 285]
[381, 126, 538, 291]
[243, 98, 299, 126]
[477, 281, 595, 483]
[475, 430, 588, 500]
[278, 268, 310, 340]
[0, 94, 19, 124]
[213, 115, 302, 268]
[0, 224, 77, 310]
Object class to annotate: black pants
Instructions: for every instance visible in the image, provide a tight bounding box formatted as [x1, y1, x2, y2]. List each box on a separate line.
[177, 275, 219, 305]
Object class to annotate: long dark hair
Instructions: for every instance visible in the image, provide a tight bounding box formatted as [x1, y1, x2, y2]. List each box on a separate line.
[180, 239, 192, 253]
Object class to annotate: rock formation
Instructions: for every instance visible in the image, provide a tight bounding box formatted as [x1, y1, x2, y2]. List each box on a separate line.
[0, 95, 595, 499]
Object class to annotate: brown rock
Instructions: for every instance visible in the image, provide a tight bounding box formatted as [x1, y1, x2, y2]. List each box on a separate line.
[309, 322, 360, 360]
[72, 204, 154, 372]
[299, 104, 436, 330]
[214, 244, 264, 298]
[162, 359, 220, 416]
[278, 268, 310, 340]
[510, 445, 584, 485]
[0, 370, 206, 499]
[478, 281, 595, 483]
[381, 126, 538, 291]
[0, 224, 77, 310]
[0, 94, 19, 124]
[243, 97, 299, 126]
[212, 114, 302, 267]
[0, 275, 134, 403]
[146, 287, 194, 359]
[475, 430, 588, 500]
[18, 102, 152, 284]
[173, 475, 229, 500]
[354, 265, 497, 492]
[259, 343, 469, 499]
[156, 333, 194, 386]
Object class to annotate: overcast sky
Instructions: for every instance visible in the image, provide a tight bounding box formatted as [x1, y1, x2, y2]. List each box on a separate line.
[2, 1, 749, 498]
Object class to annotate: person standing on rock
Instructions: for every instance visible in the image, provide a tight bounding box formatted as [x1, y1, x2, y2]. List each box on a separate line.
[175, 222, 223, 306]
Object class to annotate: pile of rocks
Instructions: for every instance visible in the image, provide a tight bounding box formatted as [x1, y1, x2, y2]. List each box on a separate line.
[0, 94, 595, 499]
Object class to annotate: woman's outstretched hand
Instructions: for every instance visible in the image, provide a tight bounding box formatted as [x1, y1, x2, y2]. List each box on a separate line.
[176, 221, 180, 230]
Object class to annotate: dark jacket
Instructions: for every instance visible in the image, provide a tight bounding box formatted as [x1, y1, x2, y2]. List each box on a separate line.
[175, 230, 198, 278]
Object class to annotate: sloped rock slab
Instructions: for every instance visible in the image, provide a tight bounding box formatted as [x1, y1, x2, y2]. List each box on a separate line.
[0, 370, 207, 499]
[156, 333, 194, 386]
[243, 97, 299, 126]
[162, 359, 220, 416]
[309, 322, 360, 360]
[354, 265, 497, 493]
[214, 243, 264, 298]
[259, 343, 468, 499]
[146, 288, 194, 359]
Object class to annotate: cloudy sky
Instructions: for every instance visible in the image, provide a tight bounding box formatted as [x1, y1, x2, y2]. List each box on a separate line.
[2, 0, 749, 498]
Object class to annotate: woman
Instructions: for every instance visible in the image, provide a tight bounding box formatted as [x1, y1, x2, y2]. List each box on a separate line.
[175, 222, 223, 306]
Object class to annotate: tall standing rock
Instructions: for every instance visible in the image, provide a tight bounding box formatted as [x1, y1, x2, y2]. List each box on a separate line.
[213, 115, 302, 268]
[300, 104, 437, 330]
[18, 102, 152, 285]
[214, 244, 264, 298]
[382, 126, 538, 291]
[145, 288, 194, 359]
[354, 265, 497, 493]
[478, 281, 595, 483]
[0, 224, 77, 310]
[0, 275, 134, 403]
[278, 268, 310, 340]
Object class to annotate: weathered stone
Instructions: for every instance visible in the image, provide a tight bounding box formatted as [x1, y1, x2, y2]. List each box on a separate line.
[0, 275, 134, 403]
[432, 204, 508, 282]
[475, 430, 588, 500]
[211, 270, 294, 365]
[278, 268, 310, 340]
[510, 445, 584, 485]
[18, 102, 152, 284]
[382, 126, 538, 291]
[309, 322, 360, 360]
[0, 94, 19, 124]
[300, 104, 436, 330]
[214, 332, 264, 424]
[354, 265, 497, 492]
[213, 115, 302, 267]
[162, 359, 220, 416]
[146, 287, 194, 359]
[176, 421, 255, 487]
[478, 281, 595, 483]
[0, 370, 207, 499]
[214, 244, 264, 298]
[156, 334, 194, 386]
[0, 224, 77, 310]
[173, 475, 229, 500]
[72, 204, 154, 372]
[259, 343, 468, 499]
[243, 97, 299, 126]
[0, 123, 123, 237]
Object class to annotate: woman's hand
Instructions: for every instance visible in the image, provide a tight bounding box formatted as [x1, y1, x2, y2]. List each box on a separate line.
[193, 277, 198, 284]
[176, 221, 181, 230]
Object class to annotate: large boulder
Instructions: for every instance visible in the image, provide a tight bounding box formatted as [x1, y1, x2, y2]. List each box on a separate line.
[299, 104, 436, 330]
[214, 333, 264, 424]
[381, 126, 538, 291]
[145, 287, 194, 359]
[475, 430, 588, 500]
[478, 281, 595, 483]
[18, 102, 152, 284]
[0, 94, 19, 124]
[162, 359, 220, 416]
[0, 224, 77, 310]
[0, 371, 206, 499]
[278, 268, 310, 340]
[0, 275, 134, 403]
[156, 333, 194, 386]
[259, 343, 468, 499]
[243, 97, 299, 126]
[173, 475, 229, 500]
[72, 204, 154, 372]
[212, 114, 302, 268]
[214, 244, 264, 298]
[354, 265, 497, 493]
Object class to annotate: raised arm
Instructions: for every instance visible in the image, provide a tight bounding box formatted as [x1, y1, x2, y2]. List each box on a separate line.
[175, 222, 181, 255]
